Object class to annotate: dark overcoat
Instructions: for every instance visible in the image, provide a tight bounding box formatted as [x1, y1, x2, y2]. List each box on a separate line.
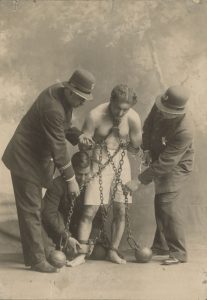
[138, 105, 194, 194]
[2, 83, 82, 187]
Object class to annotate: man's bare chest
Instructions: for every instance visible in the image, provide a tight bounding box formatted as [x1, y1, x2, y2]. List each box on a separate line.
[94, 116, 129, 139]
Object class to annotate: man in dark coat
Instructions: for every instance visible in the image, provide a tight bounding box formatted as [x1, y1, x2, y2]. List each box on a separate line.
[126, 85, 194, 265]
[2, 69, 95, 272]
[42, 151, 104, 267]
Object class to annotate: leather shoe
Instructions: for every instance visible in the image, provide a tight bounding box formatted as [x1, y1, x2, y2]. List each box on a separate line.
[31, 260, 59, 273]
[161, 257, 182, 265]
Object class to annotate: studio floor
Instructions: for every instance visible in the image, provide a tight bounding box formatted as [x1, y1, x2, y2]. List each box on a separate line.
[0, 201, 207, 300]
[0, 244, 207, 300]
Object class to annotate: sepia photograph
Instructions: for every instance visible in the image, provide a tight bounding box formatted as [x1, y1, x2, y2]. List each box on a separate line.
[0, 0, 207, 299]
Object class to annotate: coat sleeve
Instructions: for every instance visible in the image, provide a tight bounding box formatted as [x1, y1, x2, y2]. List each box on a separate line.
[42, 177, 69, 235]
[138, 129, 193, 184]
[142, 105, 157, 150]
[65, 127, 83, 146]
[41, 110, 75, 181]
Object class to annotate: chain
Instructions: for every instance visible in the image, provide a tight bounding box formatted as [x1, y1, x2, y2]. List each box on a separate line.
[79, 142, 122, 192]
[123, 157, 143, 251]
[61, 114, 143, 251]
[95, 123, 128, 248]
[59, 191, 77, 251]
[65, 194, 76, 232]
[123, 189, 140, 250]
[104, 142, 126, 209]
[97, 145, 111, 247]
[104, 141, 143, 251]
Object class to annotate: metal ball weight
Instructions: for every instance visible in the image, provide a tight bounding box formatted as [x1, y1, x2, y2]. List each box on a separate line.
[135, 247, 152, 263]
[49, 250, 67, 268]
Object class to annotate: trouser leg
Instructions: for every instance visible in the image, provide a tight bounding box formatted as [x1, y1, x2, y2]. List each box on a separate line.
[155, 192, 187, 262]
[151, 195, 169, 252]
[41, 225, 56, 259]
[11, 173, 46, 266]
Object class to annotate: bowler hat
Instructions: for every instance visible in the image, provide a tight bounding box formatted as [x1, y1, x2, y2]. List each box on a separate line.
[156, 85, 189, 115]
[64, 69, 95, 101]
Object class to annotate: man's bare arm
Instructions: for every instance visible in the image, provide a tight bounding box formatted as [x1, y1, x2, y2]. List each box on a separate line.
[79, 111, 96, 150]
[82, 111, 96, 137]
[128, 111, 142, 149]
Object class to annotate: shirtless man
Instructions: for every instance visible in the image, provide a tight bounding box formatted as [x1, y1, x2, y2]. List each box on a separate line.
[76, 84, 142, 264]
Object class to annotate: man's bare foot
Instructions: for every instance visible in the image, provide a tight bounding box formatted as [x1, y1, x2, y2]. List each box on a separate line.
[66, 254, 86, 267]
[107, 249, 126, 264]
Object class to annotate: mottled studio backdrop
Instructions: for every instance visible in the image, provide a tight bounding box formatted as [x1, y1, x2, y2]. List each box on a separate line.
[0, 0, 207, 249]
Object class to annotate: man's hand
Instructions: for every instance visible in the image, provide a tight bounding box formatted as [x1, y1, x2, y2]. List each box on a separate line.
[79, 133, 94, 147]
[68, 237, 81, 254]
[125, 179, 141, 193]
[142, 150, 152, 166]
[67, 177, 80, 198]
[127, 142, 140, 155]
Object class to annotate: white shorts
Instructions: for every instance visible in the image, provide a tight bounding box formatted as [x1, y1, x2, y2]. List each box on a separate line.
[84, 148, 132, 205]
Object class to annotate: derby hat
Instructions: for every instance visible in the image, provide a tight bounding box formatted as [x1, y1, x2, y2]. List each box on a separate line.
[156, 85, 190, 115]
[64, 69, 95, 101]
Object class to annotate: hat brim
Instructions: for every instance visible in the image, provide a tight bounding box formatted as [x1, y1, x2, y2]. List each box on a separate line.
[63, 82, 93, 101]
[155, 95, 186, 115]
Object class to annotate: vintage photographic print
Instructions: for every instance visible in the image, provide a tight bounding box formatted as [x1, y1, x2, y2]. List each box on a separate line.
[0, 0, 206, 299]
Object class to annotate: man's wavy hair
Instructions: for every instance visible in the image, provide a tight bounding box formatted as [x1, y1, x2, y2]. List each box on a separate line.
[71, 151, 90, 170]
[110, 84, 137, 106]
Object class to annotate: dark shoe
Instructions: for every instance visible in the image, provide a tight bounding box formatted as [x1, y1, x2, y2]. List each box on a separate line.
[151, 248, 169, 256]
[161, 257, 182, 265]
[31, 260, 59, 273]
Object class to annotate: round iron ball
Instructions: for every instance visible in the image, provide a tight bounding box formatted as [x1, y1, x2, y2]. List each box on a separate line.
[135, 247, 152, 263]
[49, 250, 67, 268]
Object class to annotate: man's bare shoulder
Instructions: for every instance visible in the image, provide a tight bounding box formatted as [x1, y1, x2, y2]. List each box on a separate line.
[88, 102, 109, 121]
[128, 108, 141, 123]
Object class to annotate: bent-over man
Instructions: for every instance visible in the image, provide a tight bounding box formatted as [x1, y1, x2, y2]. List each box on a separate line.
[42, 151, 103, 267]
[126, 85, 194, 265]
[2, 69, 95, 272]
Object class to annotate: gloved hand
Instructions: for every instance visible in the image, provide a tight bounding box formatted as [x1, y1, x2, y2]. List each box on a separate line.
[67, 177, 80, 198]
[142, 150, 152, 166]
[68, 237, 81, 254]
[125, 179, 141, 193]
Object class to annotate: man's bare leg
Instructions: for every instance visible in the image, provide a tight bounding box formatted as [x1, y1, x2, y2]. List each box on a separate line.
[66, 205, 99, 267]
[107, 202, 126, 264]
[78, 205, 100, 241]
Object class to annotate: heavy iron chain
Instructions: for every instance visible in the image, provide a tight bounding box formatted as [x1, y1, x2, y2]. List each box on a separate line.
[60, 145, 122, 251]
[96, 120, 129, 247]
[59, 191, 77, 251]
[123, 157, 143, 250]
[104, 141, 144, 251]
[123, 187, 140, 250]
[79, 143, 122, 192]
[98, 145, 111, 247]
[61, 116, 142, 251]
[94, 115, 144, 250]
[61, 117, 123, 243]
[104, 140, 126, 210]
